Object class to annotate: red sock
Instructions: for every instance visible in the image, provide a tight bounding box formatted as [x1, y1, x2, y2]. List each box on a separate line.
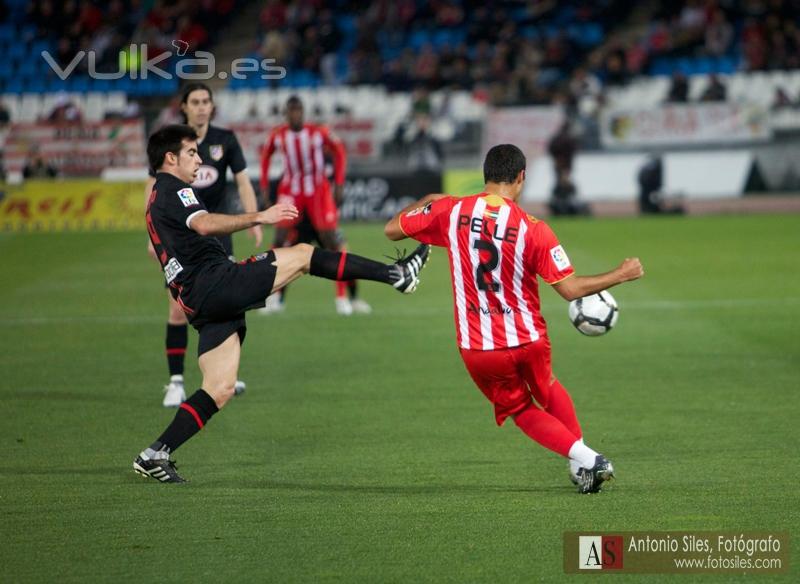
[545, 379, 582, 439]
[335, 281, 347, 298]
[513, 404, 579, 457]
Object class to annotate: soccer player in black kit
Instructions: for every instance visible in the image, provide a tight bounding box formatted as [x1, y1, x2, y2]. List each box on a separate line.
[146, 83, 262, 407]
[134, 125, 430, 482]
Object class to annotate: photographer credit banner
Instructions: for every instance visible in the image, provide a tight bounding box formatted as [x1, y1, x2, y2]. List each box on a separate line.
[601, 103, 771, 148]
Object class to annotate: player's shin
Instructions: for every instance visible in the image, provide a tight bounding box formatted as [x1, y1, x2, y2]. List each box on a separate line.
[309, 249, 394, 284]
[147, 389, 219, 454]
[513, 405, 579, 457]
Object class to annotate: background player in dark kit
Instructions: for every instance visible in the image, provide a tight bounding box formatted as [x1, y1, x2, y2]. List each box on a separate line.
[134, 124, 430, 482]
[145, 83, 261, 407]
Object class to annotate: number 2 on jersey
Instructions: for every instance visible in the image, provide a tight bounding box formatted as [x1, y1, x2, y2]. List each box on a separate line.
[473, 239, 500, 292]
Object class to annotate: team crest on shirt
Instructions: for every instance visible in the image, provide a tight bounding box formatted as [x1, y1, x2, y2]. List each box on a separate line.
[550, 245, 571, 271]
[209, 145, 224, 161]
[177, 187, 200, 207]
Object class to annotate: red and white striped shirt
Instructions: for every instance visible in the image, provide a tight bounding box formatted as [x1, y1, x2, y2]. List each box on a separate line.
[259, 123, 346, 196]
[400, 193, 575, 350]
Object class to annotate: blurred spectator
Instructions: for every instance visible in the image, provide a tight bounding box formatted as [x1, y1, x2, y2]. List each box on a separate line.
[260, 0, 287, 30]
[666, 72, 689, 103]
[47, 93, 82, 123]
[547, 121, 590, 216]
[0, 101, 10, 126]
[0, 151, 7, 183]
[772, 87, 796, 110]
[404, 114, 443, 172]
[23, 148, 59, 179]
[705, 10, 734, 57]
[176, 15, 209, 52]
[637, 156, 685, 215]
[700, 75, 727, 102]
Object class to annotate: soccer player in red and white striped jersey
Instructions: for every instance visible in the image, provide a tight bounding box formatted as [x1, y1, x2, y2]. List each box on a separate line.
[259, 96, 369, 315]
[385, 144, 644, 493]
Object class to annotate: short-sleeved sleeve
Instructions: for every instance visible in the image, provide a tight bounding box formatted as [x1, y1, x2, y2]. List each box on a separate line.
[166, 184, 209, 230]
[529, 220, 575, 284]
[226, 132, 247, 174]
[399, 196, 455, 247]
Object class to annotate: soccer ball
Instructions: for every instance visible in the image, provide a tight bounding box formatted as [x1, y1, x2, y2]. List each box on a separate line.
[568, 291, 619, 336]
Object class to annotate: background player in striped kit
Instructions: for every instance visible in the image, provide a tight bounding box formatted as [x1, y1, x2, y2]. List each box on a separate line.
[384, 144, 644, 493]
[145, 83, 262, 407]
[259, 95, 370, 316]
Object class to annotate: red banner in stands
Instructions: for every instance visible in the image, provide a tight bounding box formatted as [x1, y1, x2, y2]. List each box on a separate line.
[3, 120, 147, 177]
[228, 119, 380, 172]
[483, 106, 565, 159]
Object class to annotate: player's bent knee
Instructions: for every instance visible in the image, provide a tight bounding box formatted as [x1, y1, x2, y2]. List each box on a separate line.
[292, 243, 315, 272]
[204, 379, 237, 409]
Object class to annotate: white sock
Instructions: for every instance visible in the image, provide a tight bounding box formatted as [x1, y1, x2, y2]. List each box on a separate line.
[568, 439, 599, 469]
[170, 374, 184, 384]
[569, 439, 584, 475]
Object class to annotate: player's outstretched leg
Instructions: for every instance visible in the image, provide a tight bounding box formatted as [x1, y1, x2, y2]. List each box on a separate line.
[133, 332, 240, 483]
[163, 294, 188, 407]
[271, 243, 430, 294]
[544, 378, 584, 484]
[512, 404, 613, 494]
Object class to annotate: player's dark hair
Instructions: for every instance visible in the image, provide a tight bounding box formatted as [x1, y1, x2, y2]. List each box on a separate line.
[180, 82, 214, 123]
[286, 95, 303, 108]
[147, 124, 198, 172]
[483, 144, 526, 184]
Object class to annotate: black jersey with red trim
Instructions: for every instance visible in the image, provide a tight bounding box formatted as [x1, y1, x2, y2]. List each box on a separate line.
[149, 125, 247, 212]
[146, 172, 230, 316]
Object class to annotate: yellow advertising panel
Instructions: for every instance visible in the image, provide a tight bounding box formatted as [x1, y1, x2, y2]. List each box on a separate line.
[0, 180, 146, 232]
[443, 169, 484, 197]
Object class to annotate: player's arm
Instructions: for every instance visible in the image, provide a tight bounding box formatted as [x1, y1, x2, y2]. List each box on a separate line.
[384, 193, 449, 240]
[189, 204, 298, 236]
[551, 258, 644, 301]
[234, 170, 263, 247]
[323, 129, 347, 205]
[144, 176, 157, 259]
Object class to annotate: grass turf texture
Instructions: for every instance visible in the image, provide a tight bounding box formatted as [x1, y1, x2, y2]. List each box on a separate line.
[0, 214, 797, 583]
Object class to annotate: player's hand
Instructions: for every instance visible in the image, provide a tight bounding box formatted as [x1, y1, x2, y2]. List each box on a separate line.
[248, 225, 263, 248]
[333, 184, 344, 207]
[146, 238, 157, 260]
[258, 203, 298, 225]
[617, 257, 644, 282]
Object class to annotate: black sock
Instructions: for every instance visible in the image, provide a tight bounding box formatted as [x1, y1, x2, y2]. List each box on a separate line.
[347, 280, 358, 300]
[153, 389, 219, 452]
[309, 249, 394, 284]
[166, 323, 188, 376]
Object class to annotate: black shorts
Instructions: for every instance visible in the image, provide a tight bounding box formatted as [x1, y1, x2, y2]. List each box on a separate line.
[163, 234, 235, 290]
[191, 250, 278, 356]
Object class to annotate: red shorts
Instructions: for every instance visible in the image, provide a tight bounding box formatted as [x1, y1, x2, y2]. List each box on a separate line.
[276, 182, 338, 231]
[459, 339, 554, 426]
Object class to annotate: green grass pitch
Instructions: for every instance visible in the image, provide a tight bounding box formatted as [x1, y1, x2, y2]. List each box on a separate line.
[0, 214, 798, 582]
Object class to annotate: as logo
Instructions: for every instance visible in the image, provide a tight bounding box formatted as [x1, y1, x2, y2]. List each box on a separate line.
[209, 145, 224, 161]
[177, 188, 200, 207]
[579, 536, 623, 570]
